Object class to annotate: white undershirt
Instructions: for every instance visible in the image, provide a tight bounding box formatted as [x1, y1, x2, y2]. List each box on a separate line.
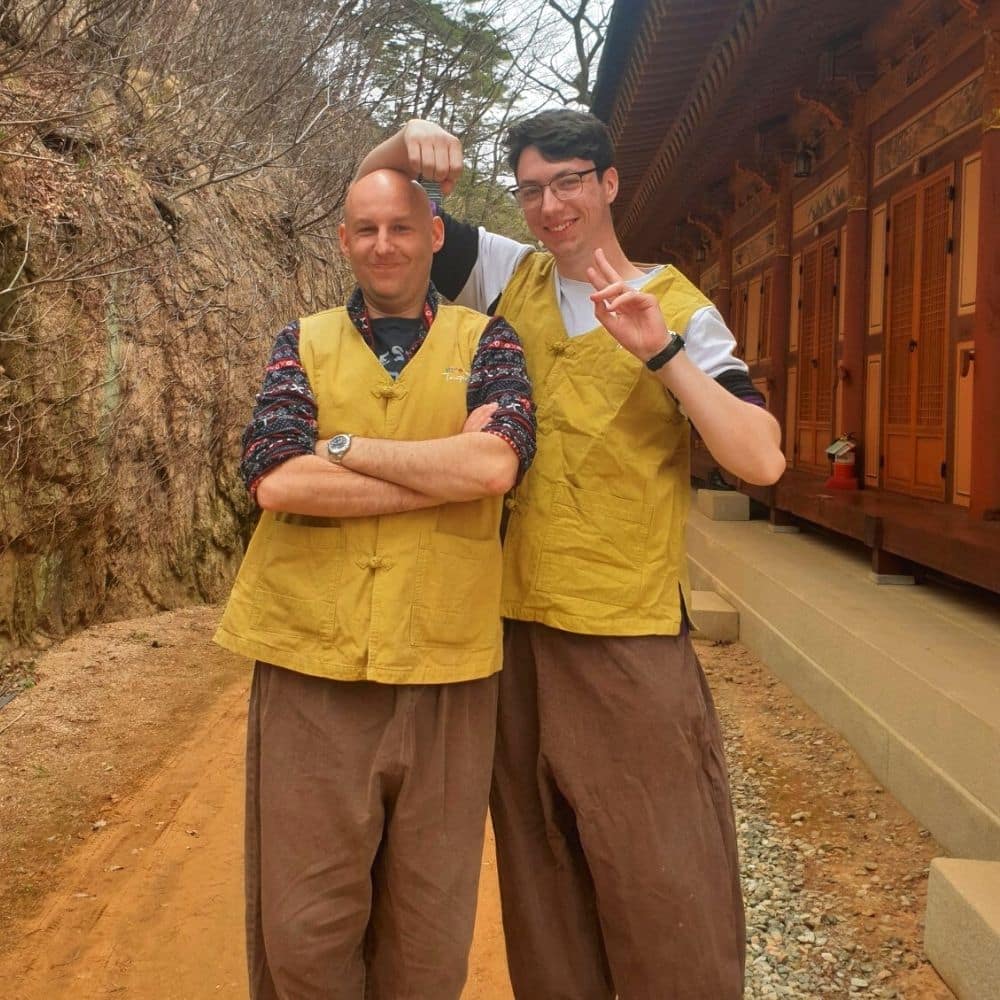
[452, 228, 749, 381]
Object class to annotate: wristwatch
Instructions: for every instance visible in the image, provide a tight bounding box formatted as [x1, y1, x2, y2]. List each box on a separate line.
[326, 433, 353, 463]
[645, 332, 685, 372]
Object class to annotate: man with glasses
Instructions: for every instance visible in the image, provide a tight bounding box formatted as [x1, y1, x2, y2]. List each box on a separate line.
[358, 111, 784, 999]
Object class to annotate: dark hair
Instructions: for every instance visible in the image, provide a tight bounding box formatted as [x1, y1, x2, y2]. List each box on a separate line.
[504, 109, 615, 177]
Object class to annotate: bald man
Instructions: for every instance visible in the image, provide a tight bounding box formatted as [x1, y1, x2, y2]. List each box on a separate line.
[216, 169, 535, 1000]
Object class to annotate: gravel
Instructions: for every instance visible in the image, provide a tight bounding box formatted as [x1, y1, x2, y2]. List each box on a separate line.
[723, 724, 916, 999]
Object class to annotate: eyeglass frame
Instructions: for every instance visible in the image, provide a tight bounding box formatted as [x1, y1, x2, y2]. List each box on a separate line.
[507, 167, 602, 207]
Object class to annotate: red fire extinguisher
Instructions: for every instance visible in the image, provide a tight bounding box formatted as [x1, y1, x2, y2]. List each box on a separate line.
[824, 435, 858, 490]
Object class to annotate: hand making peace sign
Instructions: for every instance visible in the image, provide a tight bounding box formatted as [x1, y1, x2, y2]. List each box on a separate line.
[586, 248, 671, 363]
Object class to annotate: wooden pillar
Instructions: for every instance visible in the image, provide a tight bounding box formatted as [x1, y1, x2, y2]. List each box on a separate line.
[840, 94, 870, 476]
[971, 10, 1000, 519]
[716, 219, 733, 325]
[770, 161, 794, 448]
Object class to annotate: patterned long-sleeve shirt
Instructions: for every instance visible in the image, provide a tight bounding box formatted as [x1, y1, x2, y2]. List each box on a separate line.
[240, 285, 536, 502]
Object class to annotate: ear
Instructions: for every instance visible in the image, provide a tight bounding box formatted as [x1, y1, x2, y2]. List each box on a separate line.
[430, 214, 445, 253]
[338, 222, 349, 256]
[602, 166, 619, 205]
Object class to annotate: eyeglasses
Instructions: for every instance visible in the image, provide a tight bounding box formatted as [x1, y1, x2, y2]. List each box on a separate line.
[507, 168, 600, 207]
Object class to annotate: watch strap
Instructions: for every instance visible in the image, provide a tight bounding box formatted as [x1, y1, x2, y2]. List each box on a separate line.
[645, 333, 685, 372]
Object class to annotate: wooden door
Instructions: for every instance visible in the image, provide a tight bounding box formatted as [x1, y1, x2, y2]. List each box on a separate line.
[796, 237, 838, 470]
[883, 169, 952, 500]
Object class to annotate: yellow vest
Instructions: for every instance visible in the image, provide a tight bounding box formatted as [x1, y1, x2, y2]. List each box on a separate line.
[497, 254, 710, 636]
[214, 304, 504, 684]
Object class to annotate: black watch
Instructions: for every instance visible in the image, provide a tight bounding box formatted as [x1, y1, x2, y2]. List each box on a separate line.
[645, 332, 685, 371]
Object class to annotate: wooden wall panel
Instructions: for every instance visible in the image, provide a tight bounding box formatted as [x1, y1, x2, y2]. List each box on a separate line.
[732, 282, 748, 358]
[745, 275, 762, 362]
[959, 154, 981, 316]
[865, 355, 881, 485]
[839, 223, 847, 340]
[790, 253, 801, 352]
[954, 340, 974, 505]
[869, 204, 887, 333]
[785, 367, 798, 467]
[759, 271, 772, 361]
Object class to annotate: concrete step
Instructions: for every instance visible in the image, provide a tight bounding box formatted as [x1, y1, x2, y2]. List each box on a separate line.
[686, 504, 1000, 861]
[695, 488, 750, 521]
[689, 590, 739, 641]
[925, 859, 1000, 1000]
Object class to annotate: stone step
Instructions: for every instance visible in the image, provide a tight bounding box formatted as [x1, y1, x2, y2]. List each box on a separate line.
[686, 506, 1000, 861]
[925, 859, 1000, 1000]
[688, 590, 739, 642]
[695, 488, 750, 521]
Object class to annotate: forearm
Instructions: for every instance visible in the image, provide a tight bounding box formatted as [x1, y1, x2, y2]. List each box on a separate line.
[586, 252, 783, 485]
[335, 433, 518, 501]
[658, 353, 785, 485]
[255, 455, 442, 517]
[356, 129, 415, 179]
[355, 120, 462, 193]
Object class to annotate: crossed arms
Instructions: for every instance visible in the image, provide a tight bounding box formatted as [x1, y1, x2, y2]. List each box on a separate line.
[245, 317, 533, 518]
[256, 405, 518, 518]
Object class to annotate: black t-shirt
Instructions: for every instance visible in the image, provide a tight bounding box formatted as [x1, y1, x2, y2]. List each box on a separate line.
[371, 317, 424, 379]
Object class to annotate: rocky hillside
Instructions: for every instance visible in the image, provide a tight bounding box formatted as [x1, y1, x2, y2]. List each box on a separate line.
[0, 62, 349, 658]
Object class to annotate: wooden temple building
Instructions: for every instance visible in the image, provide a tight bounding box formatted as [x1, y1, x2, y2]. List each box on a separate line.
[592, 0, 1000, 595]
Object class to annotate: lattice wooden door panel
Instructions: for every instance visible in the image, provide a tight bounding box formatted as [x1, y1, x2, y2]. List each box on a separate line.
[883, 169, 952, 501]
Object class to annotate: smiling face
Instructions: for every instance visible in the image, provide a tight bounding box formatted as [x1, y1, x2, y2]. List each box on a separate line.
[514, 145, 620, 268]
[339, 170, 444, 318]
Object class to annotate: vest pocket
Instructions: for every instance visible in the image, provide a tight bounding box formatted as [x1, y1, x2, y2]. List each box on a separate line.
[410, 532, 502, 649]
[250, 521, 344, 642]
[534, 485, 653, 608]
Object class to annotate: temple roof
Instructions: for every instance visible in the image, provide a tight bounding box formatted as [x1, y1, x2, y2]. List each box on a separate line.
[592, 0, 899, 259]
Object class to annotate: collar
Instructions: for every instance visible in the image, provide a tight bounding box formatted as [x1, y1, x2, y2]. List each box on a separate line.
[346, 283, 439, 351]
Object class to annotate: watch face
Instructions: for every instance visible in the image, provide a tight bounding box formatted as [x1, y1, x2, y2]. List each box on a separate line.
[328, 434, 350, 457]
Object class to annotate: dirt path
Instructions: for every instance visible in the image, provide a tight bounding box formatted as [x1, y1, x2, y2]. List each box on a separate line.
[0, 607, 952, 999]
[0, 608, 510, 1000]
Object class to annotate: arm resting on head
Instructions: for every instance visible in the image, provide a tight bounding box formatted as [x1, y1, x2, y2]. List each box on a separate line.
[356, 119, 463, 193]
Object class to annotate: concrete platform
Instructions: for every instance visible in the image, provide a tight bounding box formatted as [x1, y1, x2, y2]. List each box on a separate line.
[925, 859, 1000, 1000]
[695, 488, 750, 521]
[686, 504, 1000, 862]
[689, 590, 739, 641]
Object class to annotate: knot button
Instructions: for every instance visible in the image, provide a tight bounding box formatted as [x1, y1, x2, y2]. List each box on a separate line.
[372, 385, 402, 400]
[356, 555, 393, 571]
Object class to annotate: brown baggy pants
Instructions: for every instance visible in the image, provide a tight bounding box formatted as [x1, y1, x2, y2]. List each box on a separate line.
[245, 662, 499, 1000]
[491, 622, 746, 1000]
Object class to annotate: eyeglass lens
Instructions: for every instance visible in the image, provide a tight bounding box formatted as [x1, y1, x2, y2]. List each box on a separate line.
[517, 173, 584, 205]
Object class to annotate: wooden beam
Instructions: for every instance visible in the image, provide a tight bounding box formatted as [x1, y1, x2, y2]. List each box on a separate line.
[734, 158, 777, 195]
[794, 87, 848, 130]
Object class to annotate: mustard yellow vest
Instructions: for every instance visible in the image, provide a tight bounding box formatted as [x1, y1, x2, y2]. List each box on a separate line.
[497, 254, 710, 636]
[214, 304, 504, 684]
